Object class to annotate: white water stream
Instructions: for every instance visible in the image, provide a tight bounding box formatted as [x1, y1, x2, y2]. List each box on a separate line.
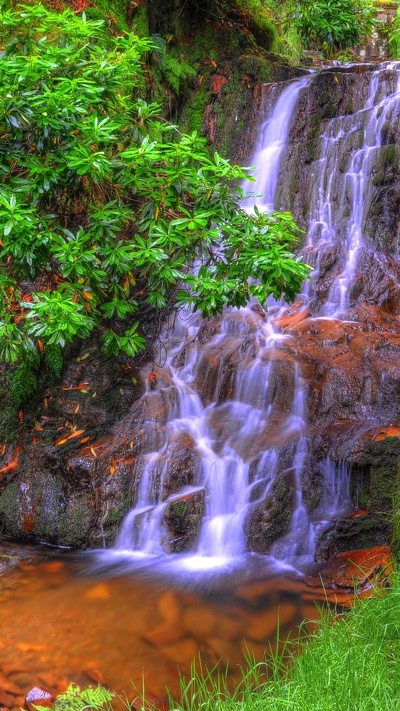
[109, 62, 400, 575]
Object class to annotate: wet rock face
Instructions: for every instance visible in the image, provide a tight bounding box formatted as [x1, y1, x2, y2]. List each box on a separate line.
[245, 471, 295, 553]
[0, 337, 146, 548]
[163, 489, 205, 552]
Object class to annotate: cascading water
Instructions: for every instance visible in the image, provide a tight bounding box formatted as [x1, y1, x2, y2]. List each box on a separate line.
[110, 61, 400, 575]
[302, 66, 400, 316]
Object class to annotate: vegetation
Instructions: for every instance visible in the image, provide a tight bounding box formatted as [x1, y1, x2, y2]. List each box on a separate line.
[0, 4, 309, 382]
[192, 0, 375, 56]
[389, 5, 400, 57]
[283, 0, 374, 53]
[37, 683, 114, 710]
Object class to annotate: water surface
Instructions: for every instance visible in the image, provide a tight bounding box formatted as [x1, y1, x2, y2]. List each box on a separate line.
[0, 541, 323, 709]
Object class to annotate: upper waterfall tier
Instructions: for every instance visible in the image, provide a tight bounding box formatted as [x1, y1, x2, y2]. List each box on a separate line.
[106, 63, 400, 574]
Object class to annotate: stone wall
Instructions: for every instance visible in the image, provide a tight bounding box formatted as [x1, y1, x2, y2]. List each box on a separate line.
[354, 1, 398, 61]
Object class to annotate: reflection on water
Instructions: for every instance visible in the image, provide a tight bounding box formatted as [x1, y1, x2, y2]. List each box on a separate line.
[0, 541, 324, 710]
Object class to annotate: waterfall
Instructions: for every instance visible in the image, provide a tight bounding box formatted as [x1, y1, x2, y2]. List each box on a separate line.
[109, 61, 400, 575]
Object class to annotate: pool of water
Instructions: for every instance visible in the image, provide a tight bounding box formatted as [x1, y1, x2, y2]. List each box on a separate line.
[0, 540, 325, 710]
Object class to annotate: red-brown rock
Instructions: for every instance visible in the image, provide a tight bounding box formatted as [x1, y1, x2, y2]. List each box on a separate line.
[307, 546, 393, 607]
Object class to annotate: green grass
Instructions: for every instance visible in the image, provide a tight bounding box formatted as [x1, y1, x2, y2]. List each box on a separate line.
[56, 569, 400, 711]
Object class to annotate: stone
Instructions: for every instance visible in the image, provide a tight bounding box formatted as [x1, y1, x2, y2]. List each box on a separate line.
[84, 669, 107, 686]
[0, 689, 13, 708]
[163, 489, 205, 553]
[319, 546, 393, 590]
[144, 623, 185, 647]
[157, 590, 181, 624]
[25, 687, 53, 711]
[183, 605, 219, 639]
[0, 676, 22, 697]
[244, 610, 280, 642]
[245, 471, 295, 554]
[161, 639, 199, 665]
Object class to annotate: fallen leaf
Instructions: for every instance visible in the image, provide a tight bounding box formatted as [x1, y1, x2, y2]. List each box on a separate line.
[74, 404, 80, 414]
[0, 442, 21, 474]
[55, 438, 68, 446]
[55, 430, 85, 446]
[91, 447, 97, 457]
[80, 436, 90, 444]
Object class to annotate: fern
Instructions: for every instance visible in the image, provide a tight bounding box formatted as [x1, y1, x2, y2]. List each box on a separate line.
[151, 32, 167, 63]
[151, 33, 196, 94]
[44, 343, 63, 379]
[50, 683, 114, 711]
[9, 346, 40, 409]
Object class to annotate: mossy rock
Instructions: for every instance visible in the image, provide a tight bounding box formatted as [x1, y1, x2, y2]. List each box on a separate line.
[163, 488, 205, 552]
[244, 473, 294, 554]
[0, 472, 93, 548]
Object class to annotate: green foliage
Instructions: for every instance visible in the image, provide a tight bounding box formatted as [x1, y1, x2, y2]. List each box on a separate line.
[0, 4, 309, 373]
[285, 0, 374, 52]
[389, 6, 400, 58]
[33, 682, 113, 710]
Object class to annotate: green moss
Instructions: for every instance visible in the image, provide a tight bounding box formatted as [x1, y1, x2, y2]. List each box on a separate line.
[0, 469, 95, 548]
[248, 16, 278, 52]
[88, 0, 129, 32]
[304, 114, 321, 164]
[131, 5, 149, 37]
[237, 54, 273, 82]
[181, 82, 207, 134]
[357, 437, 400, 549]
